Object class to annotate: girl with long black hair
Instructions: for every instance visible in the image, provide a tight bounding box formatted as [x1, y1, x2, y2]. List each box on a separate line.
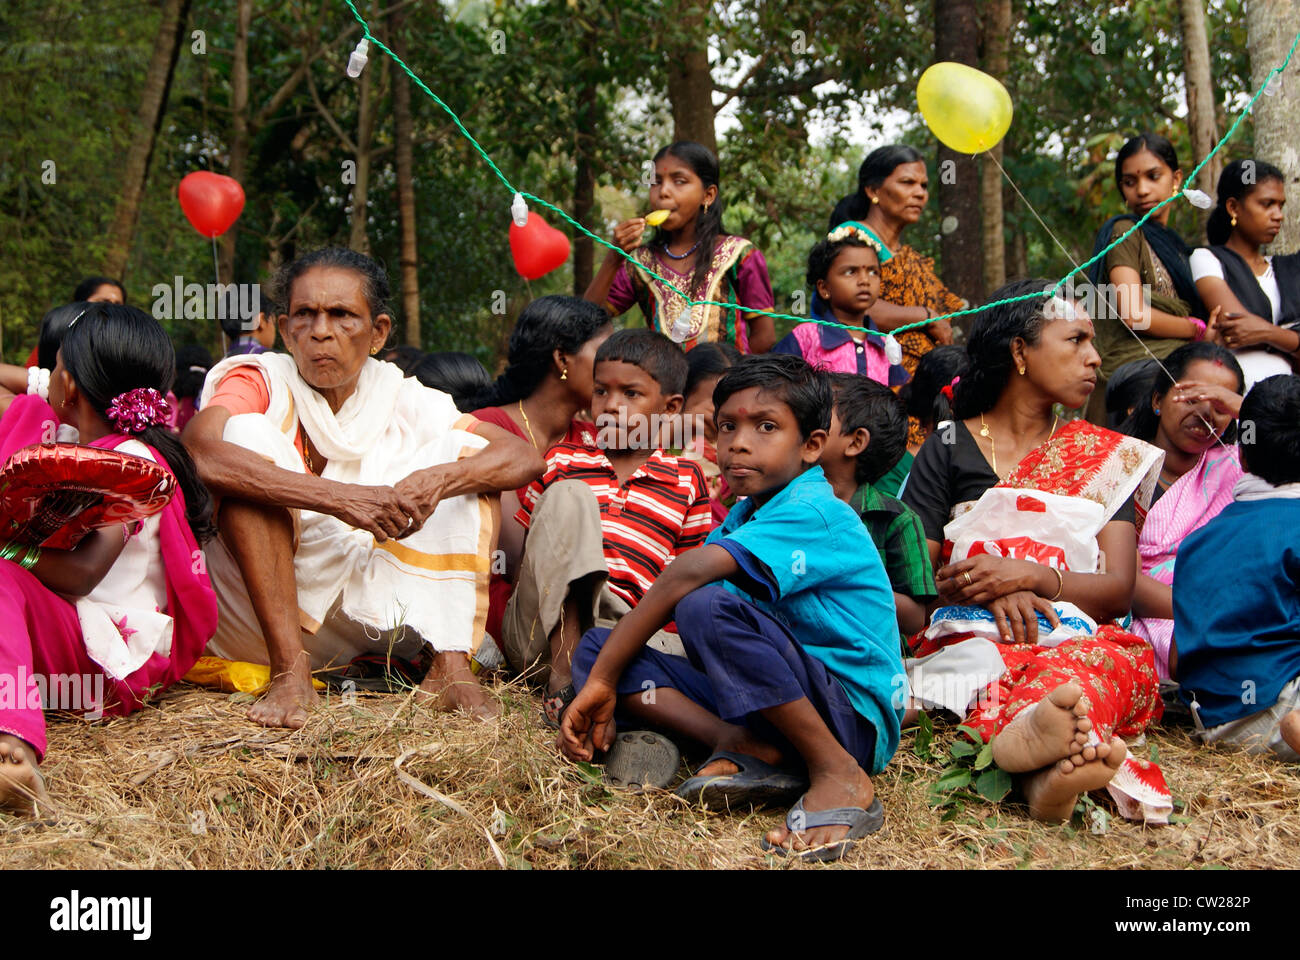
[584, 141, 776, 353]
[0, 304, 218, 815]
[1084, 132, 1214, 422]
[1190, 158, 1300, 387]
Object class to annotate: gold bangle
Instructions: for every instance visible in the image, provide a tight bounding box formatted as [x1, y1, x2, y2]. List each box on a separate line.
[1049, 566, 1064, 602]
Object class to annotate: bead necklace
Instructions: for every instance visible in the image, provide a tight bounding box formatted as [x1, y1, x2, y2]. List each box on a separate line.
[661, 240, 701, 260]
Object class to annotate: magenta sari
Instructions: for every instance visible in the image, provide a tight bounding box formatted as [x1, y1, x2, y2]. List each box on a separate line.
[0, 395, 217, 759]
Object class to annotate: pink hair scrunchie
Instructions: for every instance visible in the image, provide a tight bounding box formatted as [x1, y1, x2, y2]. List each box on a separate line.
[106, 387, 172, 435]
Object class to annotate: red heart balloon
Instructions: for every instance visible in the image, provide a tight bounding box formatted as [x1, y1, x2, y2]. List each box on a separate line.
[178, 171, 246, 239]
[509, 212, 571, 280]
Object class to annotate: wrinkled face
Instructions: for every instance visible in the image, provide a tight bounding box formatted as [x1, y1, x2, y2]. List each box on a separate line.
[1018, 307, 1102, 411]
[1231, 178, 1285, 247]
[648, 153, 717, 233]
[564, 323, 613, 408]
[279, 267, 390, 396]
[817, 245, 881, 314]
[1119, 148, 1182, 218]
[1156, 358, 1241, 455]
[868, 161, 929, 225]
[715, 386, 825, 503]
[87, 283, 123, 305]
[592, 359, 677, 452]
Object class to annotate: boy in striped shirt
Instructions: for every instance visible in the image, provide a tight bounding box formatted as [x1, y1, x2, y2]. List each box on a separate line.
[502, 329, 712, 726]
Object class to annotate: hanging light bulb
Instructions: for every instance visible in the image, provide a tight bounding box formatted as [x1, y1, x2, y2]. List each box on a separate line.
[883, 333, 903, 366]
[1183, 188, 1212, 210]
[347, 38, 370, 78]
[510, 192, 529, 227]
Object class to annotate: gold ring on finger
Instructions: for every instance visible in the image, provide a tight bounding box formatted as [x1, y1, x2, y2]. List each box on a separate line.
[963, 571, 973, 587]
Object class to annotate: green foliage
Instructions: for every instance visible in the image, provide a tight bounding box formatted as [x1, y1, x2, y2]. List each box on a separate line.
[0, 0, 1261, 368]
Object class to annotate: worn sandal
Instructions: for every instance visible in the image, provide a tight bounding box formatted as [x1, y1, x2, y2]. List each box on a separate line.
[602, 730, 680, 793]
[674, 751, 806, 809]
[541, 683, 576, 729]
[759, 794, 885, 862]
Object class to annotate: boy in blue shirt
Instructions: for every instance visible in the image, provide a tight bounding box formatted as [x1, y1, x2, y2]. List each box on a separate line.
[1174, 374, 1300, 759]
[562, 355, 903, 861]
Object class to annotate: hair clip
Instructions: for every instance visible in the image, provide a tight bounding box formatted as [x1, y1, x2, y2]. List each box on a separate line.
[941, 374, 961, 402]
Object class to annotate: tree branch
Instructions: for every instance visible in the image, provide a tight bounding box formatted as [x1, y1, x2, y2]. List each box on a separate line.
[306, 68, 357, 154]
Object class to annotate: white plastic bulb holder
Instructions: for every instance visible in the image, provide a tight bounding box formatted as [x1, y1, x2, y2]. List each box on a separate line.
[347, 39, 369, 78]
[1183, 188, 1212, 210]
[883, 333, 903, 366]
[510, 193, 529, 228]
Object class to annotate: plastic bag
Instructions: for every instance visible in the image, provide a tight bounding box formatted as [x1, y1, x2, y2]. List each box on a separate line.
[943, 487, 1104, 573]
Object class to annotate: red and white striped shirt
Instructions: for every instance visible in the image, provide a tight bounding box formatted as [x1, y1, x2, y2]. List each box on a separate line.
[516, 443, 713, 607]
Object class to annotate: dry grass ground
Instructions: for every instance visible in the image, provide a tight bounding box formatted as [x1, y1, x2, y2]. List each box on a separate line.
[3, 680, 1298, 869]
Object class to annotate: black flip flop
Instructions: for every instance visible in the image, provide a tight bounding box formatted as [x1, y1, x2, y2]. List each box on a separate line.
[760, 794, 885, 862]
[674, 750, 807, 809]
[602, 730, 680, 793]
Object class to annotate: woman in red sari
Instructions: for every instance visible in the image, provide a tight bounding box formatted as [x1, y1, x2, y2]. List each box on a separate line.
[902, 279, 1170, 823]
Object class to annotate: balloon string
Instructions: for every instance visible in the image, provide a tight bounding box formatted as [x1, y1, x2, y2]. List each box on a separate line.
[211, 234, 228, 353]
[339, 0, 1299, 339]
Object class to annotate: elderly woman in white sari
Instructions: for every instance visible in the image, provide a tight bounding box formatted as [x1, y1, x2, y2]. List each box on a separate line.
[183, 248, 543, 726]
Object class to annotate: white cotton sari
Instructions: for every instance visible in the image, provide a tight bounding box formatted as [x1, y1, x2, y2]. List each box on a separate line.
[199, 353, 494, 666]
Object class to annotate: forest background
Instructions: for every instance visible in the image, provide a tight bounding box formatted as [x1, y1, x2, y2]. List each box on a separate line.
[2, 0, 1298, 367]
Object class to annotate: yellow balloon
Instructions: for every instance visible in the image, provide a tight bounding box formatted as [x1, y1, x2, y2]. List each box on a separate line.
[917, 62, 1013, 154]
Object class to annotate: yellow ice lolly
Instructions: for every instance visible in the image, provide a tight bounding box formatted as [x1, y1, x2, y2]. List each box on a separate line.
[645, 209, 671, 226]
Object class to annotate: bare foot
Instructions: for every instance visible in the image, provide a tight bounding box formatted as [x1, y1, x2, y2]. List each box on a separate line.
[249, 660, 317, 730]
[418, 651, 499, 720]
[1281, 710, 1300, 755]
[763, 759, 875, 854]
[0, 734, 49, 817]
[1022, 735, 1127, 822]
[991, 682, 1093, 773]
[693, 727, 785, 779]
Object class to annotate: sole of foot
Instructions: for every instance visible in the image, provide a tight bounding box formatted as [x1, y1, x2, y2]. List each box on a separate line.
[0, 736, 49, 818]
[991, 682, 1093, 774]
[1023, 735, 1127, 822]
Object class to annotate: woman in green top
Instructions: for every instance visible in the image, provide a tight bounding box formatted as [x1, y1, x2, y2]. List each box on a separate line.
[1084, 133, 1212, 423]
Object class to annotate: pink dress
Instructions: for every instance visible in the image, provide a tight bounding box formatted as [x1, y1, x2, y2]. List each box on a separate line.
[0, 396, 218, 759]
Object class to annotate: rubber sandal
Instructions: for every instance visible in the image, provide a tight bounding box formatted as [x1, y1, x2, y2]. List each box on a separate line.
[541, 683, 576, 729]
[759, 794, 885, 862]
[674, 750, 807, 809]
[602, 730, 680, 793]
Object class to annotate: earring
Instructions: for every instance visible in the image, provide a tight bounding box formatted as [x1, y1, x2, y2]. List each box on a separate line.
[1154, 406, 1161, 415]
[703, 202, 710, 213]
[871, 196, 879, 205]
[1231, 215, 1237, 227]
[560, 368, 568, 381]
[1018, 366, 1026, 375]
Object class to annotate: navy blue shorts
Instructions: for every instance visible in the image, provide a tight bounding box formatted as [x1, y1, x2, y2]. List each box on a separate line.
[572, 584, 878, 772]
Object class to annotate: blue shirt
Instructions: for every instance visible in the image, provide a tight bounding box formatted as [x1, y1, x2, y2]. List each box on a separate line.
[1174, 498, 1300, 727]
[707, 465, 904, 770]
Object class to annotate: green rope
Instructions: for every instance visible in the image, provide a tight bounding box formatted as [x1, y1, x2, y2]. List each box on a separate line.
[342, 0, 1300, 338]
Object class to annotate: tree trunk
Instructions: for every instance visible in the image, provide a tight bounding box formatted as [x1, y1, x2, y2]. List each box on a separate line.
[665, 0, 716, 154]
[219, 0, 252, 285]
[933, 0, 984, 306]
[979, 0, 1010, 294]
[390, 5, 420, 346]
[1179, 0, 1220, 243]
[102, 0, 192, 280]
[1247, 0, 1300, 253]
[572, 82, 598, 296]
